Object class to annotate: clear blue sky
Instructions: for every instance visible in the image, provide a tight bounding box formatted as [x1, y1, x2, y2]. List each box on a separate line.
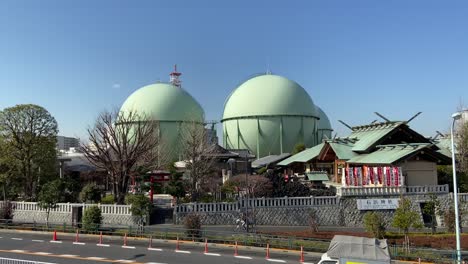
[0, 0, 467, 141]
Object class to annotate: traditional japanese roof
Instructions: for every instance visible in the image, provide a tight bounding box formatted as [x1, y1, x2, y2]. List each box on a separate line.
[348, 121, 429, 153]
[305, 172, 329, 181]
[320, 139, 359, 160]
[347, 143, 451, 165]
[277, 143, 325, 166]
[251, 153, 291, 169]
[431, 136, 454, 157]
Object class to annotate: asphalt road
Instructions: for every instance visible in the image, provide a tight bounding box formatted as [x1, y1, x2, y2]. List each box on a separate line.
[0, 230, 321, 264]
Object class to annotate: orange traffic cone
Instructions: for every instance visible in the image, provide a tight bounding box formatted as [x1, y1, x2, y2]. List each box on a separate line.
[266, 243, 270, 259]
[75, 229, 79, 243]
[234, 241, 238, 256]
[99, 231, 103, 244]
[148, 236, 153, 249]
[204, 238, 208, 253]
[300, 245, 304, 262]
[52, 230, 57, 241]
[123, 233, 128, 247]
[176, 236, 180, 250]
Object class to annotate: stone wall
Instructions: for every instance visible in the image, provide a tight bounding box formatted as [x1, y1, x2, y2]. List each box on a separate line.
[175, 193, 454, 227]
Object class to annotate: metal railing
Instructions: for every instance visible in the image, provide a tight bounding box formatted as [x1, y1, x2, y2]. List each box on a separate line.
[0, 257, 54, 264]
[0, 219, 460, 263]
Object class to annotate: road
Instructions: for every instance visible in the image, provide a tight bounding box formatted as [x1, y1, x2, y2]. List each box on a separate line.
[0, 230, 321, 264]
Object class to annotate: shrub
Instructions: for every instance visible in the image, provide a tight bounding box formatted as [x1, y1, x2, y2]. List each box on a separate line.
[79, 183, 101, 203]
[100, 195, 115, 204]
[125, 194, 151, 220]
[184, 213, 201, 237]
[0, 201, 14, 221]
[363, 211, 386, 238]
[83, 205, 102, 231]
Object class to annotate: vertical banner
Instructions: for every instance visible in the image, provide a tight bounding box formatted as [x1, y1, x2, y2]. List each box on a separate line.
[386, 167, 391, 186]
[342, 168, 346, 187]
[398, 167, 403, 186]
[393, 167, 399, 186]
[377, 167, 383, 185]
[353, 167, 358, 186]
[369, 167, 374, 185]
[349, 168, 353, 186]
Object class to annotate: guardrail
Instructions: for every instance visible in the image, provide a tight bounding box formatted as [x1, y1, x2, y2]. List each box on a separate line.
[0, 219, 458, 263]
[175, 196, 340, 213]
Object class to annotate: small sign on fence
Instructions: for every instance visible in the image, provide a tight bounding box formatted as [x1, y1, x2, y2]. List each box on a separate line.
[356, 198, 399, 210]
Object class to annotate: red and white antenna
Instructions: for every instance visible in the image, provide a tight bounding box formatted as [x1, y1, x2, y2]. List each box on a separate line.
[169, 64, 182, 87]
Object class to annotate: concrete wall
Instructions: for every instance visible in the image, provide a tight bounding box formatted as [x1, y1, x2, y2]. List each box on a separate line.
[402, 161, 437, 186]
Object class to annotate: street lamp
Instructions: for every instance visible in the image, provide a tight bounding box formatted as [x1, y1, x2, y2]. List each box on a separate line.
[451, 110, 467, 263]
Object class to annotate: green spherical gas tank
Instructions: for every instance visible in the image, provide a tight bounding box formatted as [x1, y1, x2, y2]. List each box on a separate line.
[222, 74, 319, 158]
[120, 82, 204, 160]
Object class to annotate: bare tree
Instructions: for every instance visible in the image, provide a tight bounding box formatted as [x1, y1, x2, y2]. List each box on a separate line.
[179, 120, 217, 202]
[455, 104, 468, 174]
[81, 109, 166, 204]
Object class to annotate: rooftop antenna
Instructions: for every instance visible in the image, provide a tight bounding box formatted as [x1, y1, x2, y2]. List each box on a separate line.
[338, 120, 353, 131]
[370, 119, 378, 124]
[374, 112, 391, 122]
[406, 112, 422, 123]
[169, 64, 182, 87]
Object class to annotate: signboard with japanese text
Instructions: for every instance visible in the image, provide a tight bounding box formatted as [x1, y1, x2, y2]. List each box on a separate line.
[356, 198, 400, 210]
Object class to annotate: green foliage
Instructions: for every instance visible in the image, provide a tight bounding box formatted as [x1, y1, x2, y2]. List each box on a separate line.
[125, 194, 151, 220]
[0, 201, 14, 220]
[392, 197, 423, 252]
[38, 179, 65, 226]
[83, 205, 102, 231]
[256, 167, 267, 175]
[184, 213, 201, 237]
[0, 104, 58, 201]
[363, 211, 386, 238]
[422, 194, 440, 234]
[79, 183, 102, 203]
[100, 195, 115, 204]
[165, 169, 185, 200]
[292, 143, 306, 154]
[393, 197, 423, 233]
[443, 204, 462, 233]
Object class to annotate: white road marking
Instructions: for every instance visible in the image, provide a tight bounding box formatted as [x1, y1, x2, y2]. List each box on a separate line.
[11, 238, 23, 240]
[147, 248, 163, 251]
[11, 250, 27, 253]
[116, 260, 135, 263]
[235, 256, 253, 259]
[36, 252, 52, 255]
[146, 262, 168, 264]
[87, 257, 106, 260]
[59, 254, 78, 257]
[267, 259, 286, 263]
[96, 243, 110, 247]
[50, 240, 62, 243]
[32, 240, 45, 242]
[122, 246, 136, 249]
[302, 262, 315, 264]
[204, 253, 221, 256]
[73, 242, 85, 245]
[175, 250, 191, 254]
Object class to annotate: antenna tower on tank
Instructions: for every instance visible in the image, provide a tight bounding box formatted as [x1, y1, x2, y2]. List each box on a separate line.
[169, 64, 182, 87]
